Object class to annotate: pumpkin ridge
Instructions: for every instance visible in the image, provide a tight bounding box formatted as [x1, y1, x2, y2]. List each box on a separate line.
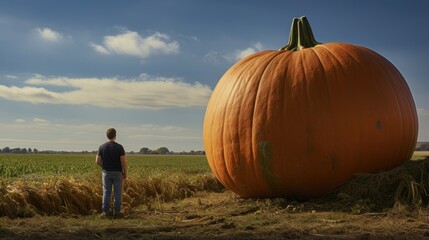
[308, 47, 337, 174]
[337, 44, 396, 171]
[277, 51, 296, 181]
[297, 48, 333, 194]
[298, 51, 311, 156]
[235, 53, 279, 196]
[317, 43, 364, 175]
[266, 51, 296, 195]
[358, 46, 418, 164]
[225, 54, 272, 195]
[341, 45, 407, 169]
[204, 56, 256, 191]
[380, 49, 416, 165]
[338, 45, 376, 171]
[218, 56, 265, 194]
[312, 45, 358, 186]
[323, 43, 417, 171]
[204, 98, 225, 188]
[208, 51, 283, 196]
[368, 46, 418, 160]
[250, 51, 287, 196]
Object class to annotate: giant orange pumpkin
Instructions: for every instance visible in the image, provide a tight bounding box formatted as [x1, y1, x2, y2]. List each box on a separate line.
[203, 16, 418, 198]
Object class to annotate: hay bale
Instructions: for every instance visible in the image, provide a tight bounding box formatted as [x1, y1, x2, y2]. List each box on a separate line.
[311, 157, 429, 213]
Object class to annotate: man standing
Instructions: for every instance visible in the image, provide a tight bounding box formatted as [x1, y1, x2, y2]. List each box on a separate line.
[96, 128, 127, 217]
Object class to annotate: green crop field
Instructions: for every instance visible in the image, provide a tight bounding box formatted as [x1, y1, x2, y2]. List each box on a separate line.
[0, 154, 211, 179]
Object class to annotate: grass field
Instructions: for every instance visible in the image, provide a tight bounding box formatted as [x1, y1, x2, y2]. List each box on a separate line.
[0, 154, 211, 178]
[0, 153, 428, 239]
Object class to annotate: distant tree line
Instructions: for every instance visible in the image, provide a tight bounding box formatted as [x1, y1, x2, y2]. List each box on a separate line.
[415, 142, 429, 151]
[1, 147, 38, 154]
[138, 147, 205, 155]
[0, 147, 94, 154]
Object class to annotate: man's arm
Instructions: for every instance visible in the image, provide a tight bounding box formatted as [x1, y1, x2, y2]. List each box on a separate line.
[121, 155, 128, 179]
[96, 155, 103, 168]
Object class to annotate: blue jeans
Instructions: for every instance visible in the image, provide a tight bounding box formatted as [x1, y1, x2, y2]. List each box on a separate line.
[102, 171, 123, 215]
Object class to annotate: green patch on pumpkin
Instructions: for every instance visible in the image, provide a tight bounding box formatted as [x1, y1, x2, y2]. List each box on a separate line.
[258, 141, 282, 194]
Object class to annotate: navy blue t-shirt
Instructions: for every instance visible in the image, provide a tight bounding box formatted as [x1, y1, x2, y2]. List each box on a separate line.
[98, 141, 125, 171]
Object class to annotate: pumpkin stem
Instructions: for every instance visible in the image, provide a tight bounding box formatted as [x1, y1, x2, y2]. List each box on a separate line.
[280, 16, 321, 51]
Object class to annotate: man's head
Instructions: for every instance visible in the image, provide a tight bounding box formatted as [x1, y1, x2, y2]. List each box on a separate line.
[106, 128, 116, 140]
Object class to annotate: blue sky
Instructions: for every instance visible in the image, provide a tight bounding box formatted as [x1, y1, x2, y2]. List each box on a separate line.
[0, 0, 428, 152]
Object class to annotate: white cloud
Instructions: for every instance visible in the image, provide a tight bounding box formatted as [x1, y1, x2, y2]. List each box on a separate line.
[92, 31, 179, 59]
[34, 27, 64, 42]
[139, 124, 185, 132]
[225, 42, 264, 62]
[90, 43, 111, 55]
[33, 118, 49, 123]
[187, 36, 200, 42]
[203, 51, 220, 64]
[128, 134, 201, 141]
[15, 119, 25, 123]
[0, 74, 212, 109]
[6, 75, 18, 79]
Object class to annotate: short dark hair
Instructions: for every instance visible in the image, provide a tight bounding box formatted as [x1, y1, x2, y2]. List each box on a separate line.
[106, 128, 116, 140]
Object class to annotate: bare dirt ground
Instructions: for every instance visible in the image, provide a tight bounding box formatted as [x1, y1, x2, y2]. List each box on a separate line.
[1, 190, 428, 240]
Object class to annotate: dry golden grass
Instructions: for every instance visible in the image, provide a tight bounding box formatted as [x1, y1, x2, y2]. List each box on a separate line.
[0, 173, 224, 218]
[0, 177, 102, 218]
[310, 156, 429, 213]
[122, 174, 224, 213]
